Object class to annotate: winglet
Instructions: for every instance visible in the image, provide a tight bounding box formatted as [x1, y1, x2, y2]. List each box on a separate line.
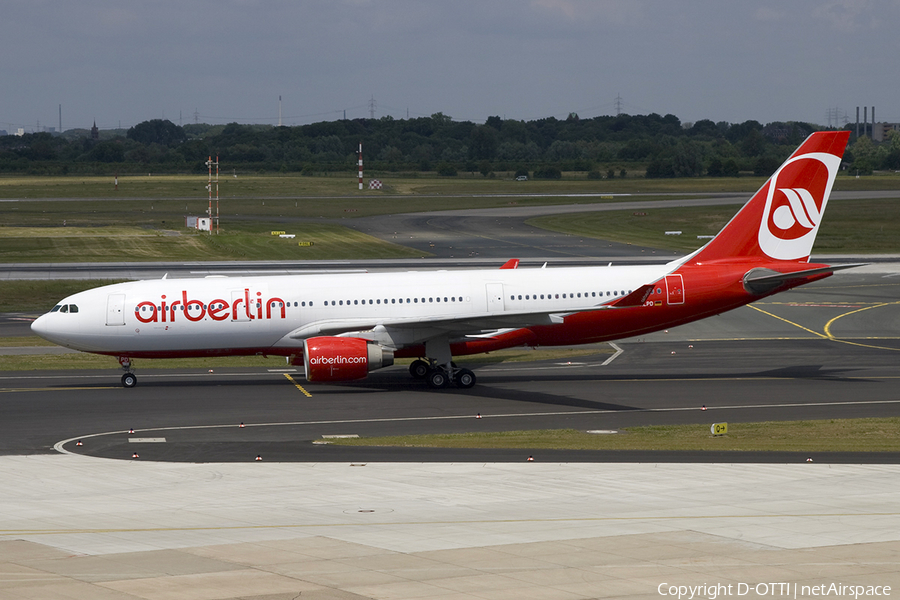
[500, 259, 519, 270]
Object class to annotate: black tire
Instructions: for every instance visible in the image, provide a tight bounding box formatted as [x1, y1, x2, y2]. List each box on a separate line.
[121, 373, 137, 388]
[427, 369, 449, 389]
[409, 359, 430, 379]
[455, 368, 476, 389]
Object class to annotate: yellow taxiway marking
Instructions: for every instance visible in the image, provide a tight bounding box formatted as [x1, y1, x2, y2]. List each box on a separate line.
[746, 305, 828, 339]
[749, 300, 900, 353]
[283, 373, 312, 397]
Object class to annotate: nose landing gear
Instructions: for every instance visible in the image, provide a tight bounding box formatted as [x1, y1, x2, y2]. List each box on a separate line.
[118, 356, 137, 388]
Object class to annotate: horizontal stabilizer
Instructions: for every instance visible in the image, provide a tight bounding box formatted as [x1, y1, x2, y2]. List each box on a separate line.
[743, 263, 865, 295]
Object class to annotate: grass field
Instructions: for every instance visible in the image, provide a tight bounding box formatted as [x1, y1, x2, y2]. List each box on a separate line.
[0, 280, 131, 312]
[327, 419, 900, 453]
[529, 197, 900, 254]
[0, 222, 427, 263]
[2, 172, 899, 262]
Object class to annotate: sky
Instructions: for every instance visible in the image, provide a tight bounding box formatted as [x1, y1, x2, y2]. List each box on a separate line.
[2, 0, 898, 134]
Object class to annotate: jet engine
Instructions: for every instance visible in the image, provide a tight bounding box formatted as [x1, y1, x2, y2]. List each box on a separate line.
[302, 337, 394, 382]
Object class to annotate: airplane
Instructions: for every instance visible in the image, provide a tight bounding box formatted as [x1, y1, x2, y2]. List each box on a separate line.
[32, 130, 856, 390]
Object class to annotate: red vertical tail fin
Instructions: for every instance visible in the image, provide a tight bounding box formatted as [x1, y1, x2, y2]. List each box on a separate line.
[688, 131, 849, 265]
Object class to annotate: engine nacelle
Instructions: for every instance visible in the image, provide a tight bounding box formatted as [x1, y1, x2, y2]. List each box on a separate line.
[302, 337, 394, 382]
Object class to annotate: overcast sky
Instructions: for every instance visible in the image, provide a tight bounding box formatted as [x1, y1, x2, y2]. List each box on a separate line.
[3, 0, 898, 133]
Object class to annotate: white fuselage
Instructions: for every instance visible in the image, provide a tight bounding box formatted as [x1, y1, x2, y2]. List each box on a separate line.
[32, 264, 673, 357]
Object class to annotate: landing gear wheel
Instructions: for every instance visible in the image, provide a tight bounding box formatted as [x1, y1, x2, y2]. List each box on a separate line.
[121, 373, 137, 388]
[427, 369, 450, 389]
[409, 359, 430, 379]
[454, 368, 476, 389]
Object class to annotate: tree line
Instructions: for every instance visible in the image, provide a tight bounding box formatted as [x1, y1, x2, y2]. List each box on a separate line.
[1, 112, 895, 178]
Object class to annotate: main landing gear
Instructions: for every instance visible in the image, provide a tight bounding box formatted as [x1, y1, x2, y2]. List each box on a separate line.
[118, 356, 137, 388]
[409, 359, 477, 389]
[408, 335, 476, 389]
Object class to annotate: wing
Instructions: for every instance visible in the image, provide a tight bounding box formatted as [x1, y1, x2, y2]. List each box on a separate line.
[285, 304, 616, 340]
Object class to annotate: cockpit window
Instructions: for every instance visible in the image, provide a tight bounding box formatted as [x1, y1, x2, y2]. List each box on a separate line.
[60, 305, 69, 313]
[69, 305, 79, 313]
[51, 305, 62, 313]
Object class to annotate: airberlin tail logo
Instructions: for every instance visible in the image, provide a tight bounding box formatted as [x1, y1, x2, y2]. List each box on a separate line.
[758, 152, 841, 260]
[773, 187, 821, 230]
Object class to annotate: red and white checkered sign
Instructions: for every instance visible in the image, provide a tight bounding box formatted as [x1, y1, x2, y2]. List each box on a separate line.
[368, 179, 382, 190]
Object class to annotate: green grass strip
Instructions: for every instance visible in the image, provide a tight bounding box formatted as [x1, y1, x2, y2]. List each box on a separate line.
[328, 420, 900, 453]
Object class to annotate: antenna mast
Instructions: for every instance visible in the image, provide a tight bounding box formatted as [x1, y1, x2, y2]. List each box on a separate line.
[206, 156, 219, 235]
[358, 142, 363, 190]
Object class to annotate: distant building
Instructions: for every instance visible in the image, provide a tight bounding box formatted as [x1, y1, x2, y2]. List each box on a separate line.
[91, 121, 99, 140]
[763, 125, 790, 142]
[872, 122, 900, 143]
[0, 130, 7, 137]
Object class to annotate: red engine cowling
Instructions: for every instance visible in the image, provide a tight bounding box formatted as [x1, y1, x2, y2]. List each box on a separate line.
[302, 337, 394, 382]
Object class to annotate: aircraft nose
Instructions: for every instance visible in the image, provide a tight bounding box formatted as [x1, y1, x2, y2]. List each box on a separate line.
[31, 314, 49, 338]
[31, 312, 67, 345]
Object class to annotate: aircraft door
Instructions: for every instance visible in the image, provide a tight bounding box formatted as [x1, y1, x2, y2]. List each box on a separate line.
[106, 294, 126, 326]
[486, 283, 505, 312]
[665, 274, 685, 305]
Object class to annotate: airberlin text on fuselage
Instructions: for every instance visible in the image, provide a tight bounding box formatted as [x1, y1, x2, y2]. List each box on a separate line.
[134, 289, 286, 324]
